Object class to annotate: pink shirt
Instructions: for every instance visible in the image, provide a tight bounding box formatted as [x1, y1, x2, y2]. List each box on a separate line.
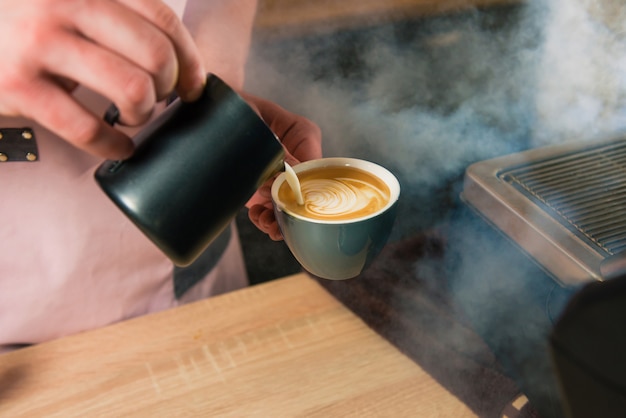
[0, 0, 248, 352]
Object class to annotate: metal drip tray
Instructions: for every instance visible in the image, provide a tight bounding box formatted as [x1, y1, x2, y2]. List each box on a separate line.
[461, 134, 626, 286]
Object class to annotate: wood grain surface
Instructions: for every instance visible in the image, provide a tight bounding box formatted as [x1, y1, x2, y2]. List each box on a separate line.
[255, 0, 523, 37]
[0, 274, 476, 417]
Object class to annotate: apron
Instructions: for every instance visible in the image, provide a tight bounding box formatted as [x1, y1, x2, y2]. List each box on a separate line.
[0, 0, 248, 351]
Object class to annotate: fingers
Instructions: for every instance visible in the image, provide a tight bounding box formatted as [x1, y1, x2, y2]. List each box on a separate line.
[243, 94, 323, 163]
[72, 1, 177, 101]
[248, 205, 283, 241]
[256, 183, 273, 201]
[20, 78, 134, 159]
[67, 0, 204, 126]
[113, 0, 206, 102]
[277, 117, 323, 163]
[240, 94, 322, 240]
[41, 30, 157, 126]
[0, 0, 206, 159]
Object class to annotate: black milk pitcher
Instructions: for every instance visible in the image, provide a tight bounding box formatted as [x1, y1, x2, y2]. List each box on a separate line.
[95, 74, 285, 266]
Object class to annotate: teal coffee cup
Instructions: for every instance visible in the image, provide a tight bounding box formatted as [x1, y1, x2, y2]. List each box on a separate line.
[271, 158, 400, 280]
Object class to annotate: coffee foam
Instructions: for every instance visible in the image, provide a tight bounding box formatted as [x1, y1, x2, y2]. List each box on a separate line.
[302, 177, 387, 219]
[277, 166, 391, 221]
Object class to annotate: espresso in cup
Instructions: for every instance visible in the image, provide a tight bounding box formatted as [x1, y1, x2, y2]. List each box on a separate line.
[276, 165, 391, 221]
[272, 158, 400, 280]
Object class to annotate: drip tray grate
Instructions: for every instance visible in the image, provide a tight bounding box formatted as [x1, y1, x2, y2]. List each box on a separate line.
[461, 134, 626, 286]
[500, 141, 626, 257]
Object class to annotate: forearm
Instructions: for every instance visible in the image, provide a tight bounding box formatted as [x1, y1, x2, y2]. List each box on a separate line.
[183, 0, 258, 90]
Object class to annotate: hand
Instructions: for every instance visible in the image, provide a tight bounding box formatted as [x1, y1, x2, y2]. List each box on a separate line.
[0, 0, 206, 159]
[244, 95, 323, 241]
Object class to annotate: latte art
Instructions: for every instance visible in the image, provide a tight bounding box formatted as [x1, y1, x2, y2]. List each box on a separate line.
[302, 177, 387, 218]
[278, 166, 390, 221]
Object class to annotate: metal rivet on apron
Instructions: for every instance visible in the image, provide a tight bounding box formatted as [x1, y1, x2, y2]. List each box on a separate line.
[21, 131, 33, 140]
[0, 132, 3, 140]
[26, 152, 37, 162]
[0, 152, 8, 162]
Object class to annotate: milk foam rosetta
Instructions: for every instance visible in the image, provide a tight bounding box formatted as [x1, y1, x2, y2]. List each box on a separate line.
[278, 166, 391, 221]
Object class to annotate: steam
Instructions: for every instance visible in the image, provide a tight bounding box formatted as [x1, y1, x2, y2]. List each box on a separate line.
[534, 0, 626, 146]
[247, 0, 626, 238]
[246, 3, 543, 238]
[245, 1, 626, 415]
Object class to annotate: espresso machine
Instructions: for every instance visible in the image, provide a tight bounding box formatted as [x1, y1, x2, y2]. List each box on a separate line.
[448, 133, 626, 417]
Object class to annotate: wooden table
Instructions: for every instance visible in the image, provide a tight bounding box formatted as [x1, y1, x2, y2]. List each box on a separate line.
[0, 273, 476, 417]
[255, 0, 522, 38]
